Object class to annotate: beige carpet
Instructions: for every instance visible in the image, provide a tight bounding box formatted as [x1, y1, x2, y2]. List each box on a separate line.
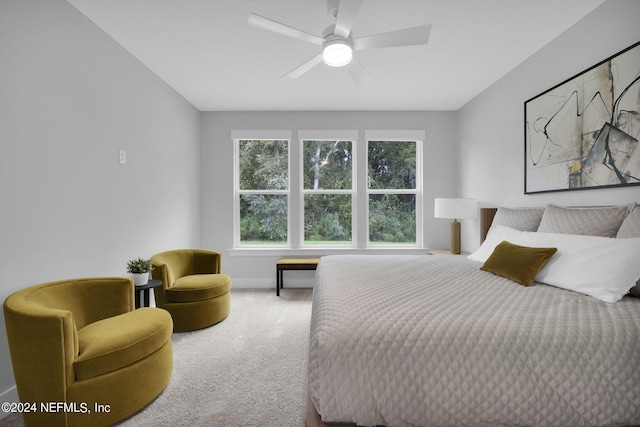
[0, 288, 313, 427]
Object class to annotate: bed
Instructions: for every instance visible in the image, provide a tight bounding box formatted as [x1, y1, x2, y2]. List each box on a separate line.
[306, 204, 640, 427]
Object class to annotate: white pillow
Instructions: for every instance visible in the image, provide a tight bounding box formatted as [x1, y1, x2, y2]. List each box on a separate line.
[468, 225, 640, 302]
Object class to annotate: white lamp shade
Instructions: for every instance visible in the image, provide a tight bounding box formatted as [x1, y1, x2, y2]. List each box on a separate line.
[322, 40, 353, 67]
[434, 198, 478, 220]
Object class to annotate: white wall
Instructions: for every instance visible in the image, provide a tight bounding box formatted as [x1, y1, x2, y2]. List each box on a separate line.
[201, 111, 458, 287]
[458, 0, 640, 250]
[0, 0, 200, 406]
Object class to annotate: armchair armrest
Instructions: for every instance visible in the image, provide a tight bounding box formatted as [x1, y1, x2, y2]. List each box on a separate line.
[4, 293, 78, 406]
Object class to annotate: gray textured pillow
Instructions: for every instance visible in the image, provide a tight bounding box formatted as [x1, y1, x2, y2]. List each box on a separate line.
[617, 204, 640, 238]
[537, 204, 632, 237]
[490, 207, 545, 232]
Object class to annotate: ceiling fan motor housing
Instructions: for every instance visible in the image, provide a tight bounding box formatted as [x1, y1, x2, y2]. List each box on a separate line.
[322, 34, 353, 66]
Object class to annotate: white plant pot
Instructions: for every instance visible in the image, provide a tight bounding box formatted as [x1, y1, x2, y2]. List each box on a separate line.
[132, 272, 149, 286]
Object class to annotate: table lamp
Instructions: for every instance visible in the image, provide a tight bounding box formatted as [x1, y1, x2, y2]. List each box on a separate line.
[434, 198, 478, 254]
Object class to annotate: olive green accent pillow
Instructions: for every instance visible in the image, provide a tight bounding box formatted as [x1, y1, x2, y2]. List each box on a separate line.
[481, 240, 558, 287]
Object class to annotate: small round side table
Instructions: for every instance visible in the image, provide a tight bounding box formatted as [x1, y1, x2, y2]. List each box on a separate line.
[134, 279, 163, 309]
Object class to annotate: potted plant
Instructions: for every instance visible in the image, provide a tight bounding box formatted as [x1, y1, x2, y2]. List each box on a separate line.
[126, 257, 153, 286]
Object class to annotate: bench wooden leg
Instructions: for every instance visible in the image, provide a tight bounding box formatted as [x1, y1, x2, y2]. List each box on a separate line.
[276, 268, 282, 296]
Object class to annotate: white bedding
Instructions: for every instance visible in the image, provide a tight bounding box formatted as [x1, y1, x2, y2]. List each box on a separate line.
[308, 254, 640, 427]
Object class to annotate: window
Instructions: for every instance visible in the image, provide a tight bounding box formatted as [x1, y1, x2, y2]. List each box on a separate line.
[367, 140, 420, 245]
[302, 140, 354, 246]
[235, 138, 289, 246]
[233, 130, 423, 250]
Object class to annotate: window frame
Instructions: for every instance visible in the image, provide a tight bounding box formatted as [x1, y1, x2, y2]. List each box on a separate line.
[300, 138, 357, 248]
[233, 132, 291, 248]
[231, 130, 424, 252]
[366, 138, 423, 248]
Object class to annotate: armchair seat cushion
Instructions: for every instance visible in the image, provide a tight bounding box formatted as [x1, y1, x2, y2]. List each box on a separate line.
[74, 308, 172, 381]
[166, 274, 231, 303]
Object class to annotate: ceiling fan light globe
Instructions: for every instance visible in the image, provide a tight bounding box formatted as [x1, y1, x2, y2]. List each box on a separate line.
[322, 41, 353, 67]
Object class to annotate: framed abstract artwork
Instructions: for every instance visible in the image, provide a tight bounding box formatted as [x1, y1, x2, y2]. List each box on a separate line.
[524, 40, 640, 194]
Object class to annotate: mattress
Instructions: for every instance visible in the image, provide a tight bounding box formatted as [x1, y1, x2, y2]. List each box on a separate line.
[308, 254, 640, 427]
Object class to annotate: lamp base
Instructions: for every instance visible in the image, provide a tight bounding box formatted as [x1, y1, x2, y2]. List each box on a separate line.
[450, 219, 461, 255]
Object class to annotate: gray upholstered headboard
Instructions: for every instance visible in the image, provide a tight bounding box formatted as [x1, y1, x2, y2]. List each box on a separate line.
[479, 204, 637, 243]
[480, 207, 498, 243]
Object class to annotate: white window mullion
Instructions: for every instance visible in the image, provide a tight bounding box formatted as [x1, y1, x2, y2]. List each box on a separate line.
[367, 189, 419, 195]
[290, 133, 301, 248]
[415, 140, 424, 248]
[233, 139, 241, 248]
[356, 132, 368, 249]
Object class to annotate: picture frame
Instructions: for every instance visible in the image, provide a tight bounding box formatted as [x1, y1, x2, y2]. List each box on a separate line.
[524, 40, 640, 194]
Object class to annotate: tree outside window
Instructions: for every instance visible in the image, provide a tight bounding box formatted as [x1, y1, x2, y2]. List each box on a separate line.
[368, 141, 418, 245]
[237, 139, 288, 245]
[302, 140, 353, 245]
[234, 135, 421, 249]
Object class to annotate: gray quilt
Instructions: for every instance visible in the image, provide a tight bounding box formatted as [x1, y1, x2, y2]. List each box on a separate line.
[308, 255, 640, 427]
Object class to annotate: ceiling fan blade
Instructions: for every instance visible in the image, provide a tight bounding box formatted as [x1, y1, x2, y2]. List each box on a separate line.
[353, 24, 432, 51]
[348, 58, 373, 84]
[334, 0, 365, 38]
[281, 54, 324, 79]
[248, 13, 324, 45]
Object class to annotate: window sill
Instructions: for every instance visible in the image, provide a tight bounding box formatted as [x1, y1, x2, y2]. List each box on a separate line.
[227, 247, 431, 257]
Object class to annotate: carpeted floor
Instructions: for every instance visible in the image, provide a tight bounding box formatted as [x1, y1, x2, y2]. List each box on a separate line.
[0, 288, 313, 427]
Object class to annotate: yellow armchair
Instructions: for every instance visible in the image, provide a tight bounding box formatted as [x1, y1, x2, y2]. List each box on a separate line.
[3, 277, 173, 427]
[151, 249, 231, 332]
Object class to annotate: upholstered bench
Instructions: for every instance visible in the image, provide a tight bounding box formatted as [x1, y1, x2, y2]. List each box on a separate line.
[276, 257, 320, 296]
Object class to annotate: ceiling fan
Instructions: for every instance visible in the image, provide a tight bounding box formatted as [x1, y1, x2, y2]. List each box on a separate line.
[247, 0, 432, 84]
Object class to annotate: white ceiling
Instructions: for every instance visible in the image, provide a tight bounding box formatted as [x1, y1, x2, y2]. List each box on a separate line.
[66, 0, 607, 111]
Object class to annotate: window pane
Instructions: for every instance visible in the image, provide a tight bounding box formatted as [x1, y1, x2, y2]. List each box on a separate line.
[368, 141, 416, 189]
[304, 194, 352, 245]
[240, 195, 287, 245]
[369, 194, 416, 244]
[303, 140, 352, 190]
[239, 140, 288, 190]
